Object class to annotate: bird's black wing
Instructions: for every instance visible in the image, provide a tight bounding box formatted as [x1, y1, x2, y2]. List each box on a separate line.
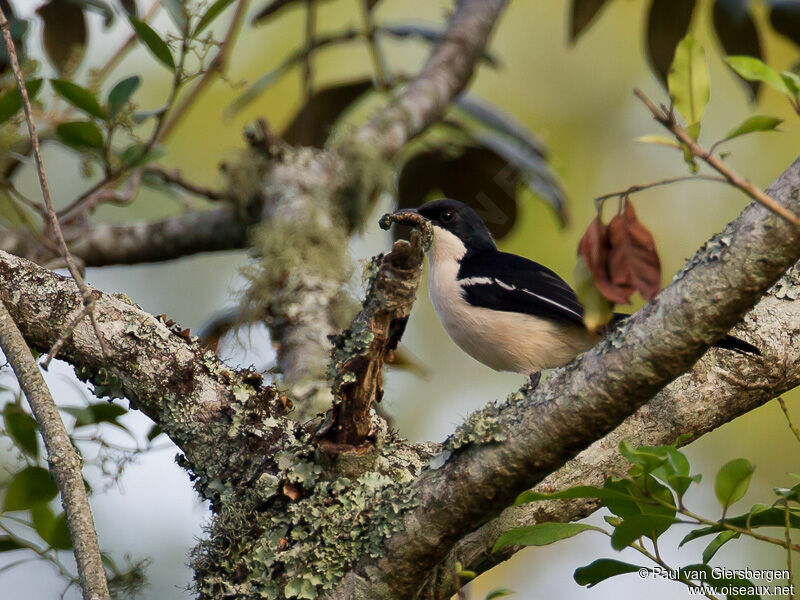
[457, 250, 587, 327]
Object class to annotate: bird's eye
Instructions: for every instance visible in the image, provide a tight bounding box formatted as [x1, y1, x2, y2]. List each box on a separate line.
[440, 210, 455, 223]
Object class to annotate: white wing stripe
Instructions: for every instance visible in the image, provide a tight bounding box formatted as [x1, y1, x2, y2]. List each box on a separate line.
[460, 276, 584, 320]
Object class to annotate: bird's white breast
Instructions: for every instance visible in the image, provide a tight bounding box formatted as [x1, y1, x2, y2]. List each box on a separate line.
[426, 226, 594, 374]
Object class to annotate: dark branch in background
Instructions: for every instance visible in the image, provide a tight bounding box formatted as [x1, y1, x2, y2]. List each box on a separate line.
[0, 205, 251, 266]
[0, 300, 111, 600]
[354, 0, 507, 158]
[430, 263, 800, 598]
[330, 157, 800, 598]
[318, 220, 430, 451]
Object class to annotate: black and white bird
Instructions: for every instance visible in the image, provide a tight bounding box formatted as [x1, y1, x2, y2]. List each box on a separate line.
[395, 198, 758, 382]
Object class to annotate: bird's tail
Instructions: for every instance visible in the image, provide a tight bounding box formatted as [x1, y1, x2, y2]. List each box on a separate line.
[713, 334, 761, 355]
[609, 312, 760, 355]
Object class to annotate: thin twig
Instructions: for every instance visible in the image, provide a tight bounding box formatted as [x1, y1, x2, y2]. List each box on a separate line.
[159, 0, 250, 141]
[0, 301, 110, 600]
[594, 175, 727, 209]
[634, 89, 800, 226]
[143, 166, 227, 201]
[778, 397, 800, 445]
[41, 304, 90, 369]
[0, 4, 110, 366]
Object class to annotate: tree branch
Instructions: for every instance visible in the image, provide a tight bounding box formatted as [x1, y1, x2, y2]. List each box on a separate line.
[0, 206, 251, 266]
[330, 156, 800, 598]
[0, 249, 291, 495]
[0, 300, 111, 600]
[430, 261, 800, 598]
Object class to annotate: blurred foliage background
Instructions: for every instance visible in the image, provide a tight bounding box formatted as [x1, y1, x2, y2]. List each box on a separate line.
[1, 0, 799, 598]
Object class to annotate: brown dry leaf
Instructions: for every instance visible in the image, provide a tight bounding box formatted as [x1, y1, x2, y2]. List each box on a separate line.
[607, 200, 661, 301]
[577, 215, 632, 305]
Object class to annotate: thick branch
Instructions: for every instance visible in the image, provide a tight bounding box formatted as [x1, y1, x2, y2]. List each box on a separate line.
[0, 300, 110, 600]
[332, 157, 800, 598]
[0, 249, 289, 492]
[430, 263, 800, 598]
[0, 206, 250, 266]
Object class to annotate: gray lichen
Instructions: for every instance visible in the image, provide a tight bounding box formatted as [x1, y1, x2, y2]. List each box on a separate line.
[443, 401, 507, 453]
[770, 261, 800, 300]
[191, 421, 433, 600]
[673, 233, 733, 281]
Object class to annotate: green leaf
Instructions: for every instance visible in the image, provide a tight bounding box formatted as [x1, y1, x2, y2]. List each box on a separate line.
[722, 115, 783, 143]
[195, 0, 236, 35]
[724, 56, 793, 98]
[62, 403, 127, 428]
[4, 403, 38, 459]
[0, 536, 26, 552]
[610, 514, 677, 550]
[108, 75, 140, 119]
[685, 121, 701, 141]
[603, 477, 676, 521]
[781, 71, 800, 99]
[2, 466, 58, 511]
[50, 79, 105, 119]
[493, 522, 601, 552]
[0, 79, 43, 125]
[56, 121, 104, 149]
[635, 135, 680, 148]
[48, 512, 72, 550]
[574, 256, 613, 332]
[714, 458, 755, 512]
[130, 17, 175, 70]
[161, 0, 188, 33]
[702, 530, 739, 563]
[574, 559, 643, 587]
[118, 142, 167, 168]
[146, 423, 163, 442]
[485, 589, 513, 600]
[667, 34, 709, 127]
[30, 503, 55, 542]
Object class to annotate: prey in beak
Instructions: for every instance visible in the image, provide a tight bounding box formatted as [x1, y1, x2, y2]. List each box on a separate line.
[379, 208, 433, 251]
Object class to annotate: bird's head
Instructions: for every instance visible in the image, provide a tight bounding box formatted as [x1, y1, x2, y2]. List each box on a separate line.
[392, 199, 496, 262]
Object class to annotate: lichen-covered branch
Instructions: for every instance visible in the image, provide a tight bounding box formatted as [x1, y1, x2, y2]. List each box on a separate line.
[0, 205, 251, 266]
[0, 249, 292, 497]
[429, 262, 800, 598]
[319, 229, 427, 450]
[328, 157, 800, 599]
[0, 300, 111, 600]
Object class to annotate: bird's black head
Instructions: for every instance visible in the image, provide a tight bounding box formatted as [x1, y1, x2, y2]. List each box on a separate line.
[415, 199, 496, 252]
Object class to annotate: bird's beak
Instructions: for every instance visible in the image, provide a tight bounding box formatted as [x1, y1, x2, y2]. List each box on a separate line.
[378, 208, 428, 230]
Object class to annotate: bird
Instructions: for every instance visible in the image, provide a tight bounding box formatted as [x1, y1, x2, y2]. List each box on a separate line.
[393, 198, 759, 385]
